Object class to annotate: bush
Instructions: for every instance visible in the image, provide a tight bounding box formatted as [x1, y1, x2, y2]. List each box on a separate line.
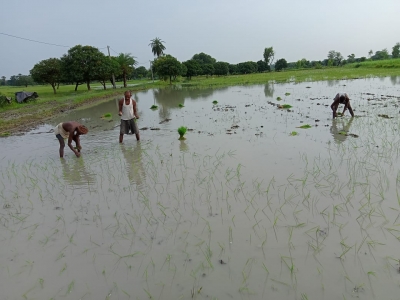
[0, 93, 11, 107]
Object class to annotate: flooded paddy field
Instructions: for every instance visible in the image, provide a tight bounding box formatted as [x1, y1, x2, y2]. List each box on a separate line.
[1, 77, 400, 299]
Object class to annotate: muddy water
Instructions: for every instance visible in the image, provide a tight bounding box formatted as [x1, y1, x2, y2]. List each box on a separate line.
[1, 77, 400, 299]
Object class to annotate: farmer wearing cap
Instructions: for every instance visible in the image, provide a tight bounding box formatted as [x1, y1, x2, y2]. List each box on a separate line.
[331, 93, 354, 119]
[54, 121, 88, 158]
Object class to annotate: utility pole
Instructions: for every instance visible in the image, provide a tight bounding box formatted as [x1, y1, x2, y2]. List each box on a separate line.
[107, 46, 116, 89]
[149, 60, 154, 83]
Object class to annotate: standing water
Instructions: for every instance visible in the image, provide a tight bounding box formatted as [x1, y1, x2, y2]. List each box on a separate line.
[1, 77, 400, 299]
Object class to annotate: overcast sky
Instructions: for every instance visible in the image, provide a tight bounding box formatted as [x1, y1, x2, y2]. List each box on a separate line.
[1, 0, 400, 78]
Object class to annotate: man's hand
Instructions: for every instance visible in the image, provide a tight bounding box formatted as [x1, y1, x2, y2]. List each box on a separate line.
[75, 151, 81, 158]
[135, 115, 140, 119]
[119, 111, 122, 116]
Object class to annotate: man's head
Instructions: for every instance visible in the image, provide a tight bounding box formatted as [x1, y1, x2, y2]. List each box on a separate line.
[124, 91, 131, 101]
[77, 125, 89, 135]
[339, 95, 346, 103]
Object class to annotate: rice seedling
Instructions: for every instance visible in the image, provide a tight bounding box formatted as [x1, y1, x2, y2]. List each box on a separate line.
[297, 124, 312, 129]
[276, 97, 282, 100]
[179, 103, 184, 107]
[281, 104, 292, 109]
[178, 126, 187, 140]
[212, 100, 218, 104]
[285, 92, 291, 96]
[150, 105, 158, 109]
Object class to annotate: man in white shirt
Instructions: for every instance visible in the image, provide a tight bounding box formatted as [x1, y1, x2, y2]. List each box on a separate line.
[118, 91, 140, 142]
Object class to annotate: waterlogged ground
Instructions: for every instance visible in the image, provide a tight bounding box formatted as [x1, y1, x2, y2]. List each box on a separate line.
[2, 77, 400, 300]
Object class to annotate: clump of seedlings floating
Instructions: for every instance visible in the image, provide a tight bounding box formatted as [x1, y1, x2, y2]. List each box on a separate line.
[212, 100, 218, 105]
[297, 124, 312, 129]
[290, 131, 298, 136]
[276, 97, 282, 101]
[177, 126, 187, 140]
[178, 103, 184, 108]
[285, 92, 291, 96]
[277, 104, 292, 109]
[150, 105, 158, 110]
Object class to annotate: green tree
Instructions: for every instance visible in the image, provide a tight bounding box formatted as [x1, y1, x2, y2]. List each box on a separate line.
[263, 47, 274, 70]
[237, 61, 257, 74]
[30, 58, 62, 94]
[228, 64, 238, 75]
[213, 62, 229, 76]
[257, 60, 269, 72]
[347, 54, 356, 63]
[296, 58, 310, 69]
[368, 50, 373, 58]
[152, 55, 183, 84]
[372, 49, 389, 60]
[0, 76, 6, 86]
[327, 50, 343, 66]
[183, 59, 201, 79]
[149, 37, 166, 58]
[192, 52, 216, 65]
[274, 58, 287, 71]
[132, 66, 149, 79]
[201, 64, 214, 77]
[61, 45, 105, 91]
[392, 43, 400, 58]
[115, 53, 138, 88]
[97, 56, 120, 89]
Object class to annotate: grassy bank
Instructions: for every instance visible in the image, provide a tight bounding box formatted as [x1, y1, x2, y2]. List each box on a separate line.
[1, 64, 400, 134]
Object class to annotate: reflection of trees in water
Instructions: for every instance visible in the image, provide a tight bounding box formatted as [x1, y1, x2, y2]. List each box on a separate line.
[330, 118, 354, 144]
[390, 76, 399, 85]
[264, 83, 274, 97]
[153, 86, 224, 119]
[61, 157, 95, 186]
[327, 80, 339, 87]
[120, 143, 146, 189]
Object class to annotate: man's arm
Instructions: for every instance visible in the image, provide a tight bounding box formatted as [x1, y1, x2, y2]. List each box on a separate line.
[118, 99, 123, 116]
[133, 100, 139, 119]
[67, 134, 80, 157]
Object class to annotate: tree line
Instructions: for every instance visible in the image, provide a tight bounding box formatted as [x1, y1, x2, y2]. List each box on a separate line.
[1, 40, 399, 92]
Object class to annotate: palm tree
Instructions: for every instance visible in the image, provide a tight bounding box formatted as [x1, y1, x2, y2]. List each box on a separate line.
[149, 37, 166, 58]
[115, 53, 137, 88]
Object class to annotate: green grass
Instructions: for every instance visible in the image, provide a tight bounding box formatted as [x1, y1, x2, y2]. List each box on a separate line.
[344, 58, 400, 69]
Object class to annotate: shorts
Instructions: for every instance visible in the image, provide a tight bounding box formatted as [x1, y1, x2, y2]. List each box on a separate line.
[120, 119, 138, 135]
[56, 134, 64, 143]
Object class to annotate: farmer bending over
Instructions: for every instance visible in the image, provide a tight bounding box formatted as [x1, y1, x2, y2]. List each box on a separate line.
[118, 91, 140, 142]
[331, 93, 354, 119]
[54, 121, 88, 158]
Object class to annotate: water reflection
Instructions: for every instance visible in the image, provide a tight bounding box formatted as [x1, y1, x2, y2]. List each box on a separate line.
[120, 143, 146, 189]
[390, 76, 399, 85]
[264, 83, 274, 97]
[327, 80, 340, 87]
[330, 118, 354, 144]
[179, 140, 189, 153]
[153, 87, 220, 119]
[61, 157, 95, 186]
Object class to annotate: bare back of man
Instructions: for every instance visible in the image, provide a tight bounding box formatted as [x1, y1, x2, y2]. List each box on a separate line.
[54, 121, 88, 158]
[331, 93, 354, 119]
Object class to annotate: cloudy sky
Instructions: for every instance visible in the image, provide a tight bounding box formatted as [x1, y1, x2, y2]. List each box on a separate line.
[1, 0, 399, 78]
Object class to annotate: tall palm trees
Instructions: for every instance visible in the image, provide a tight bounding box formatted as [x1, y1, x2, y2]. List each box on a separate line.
[149, 38, 166, 58]
[115, 53, 137, 88]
